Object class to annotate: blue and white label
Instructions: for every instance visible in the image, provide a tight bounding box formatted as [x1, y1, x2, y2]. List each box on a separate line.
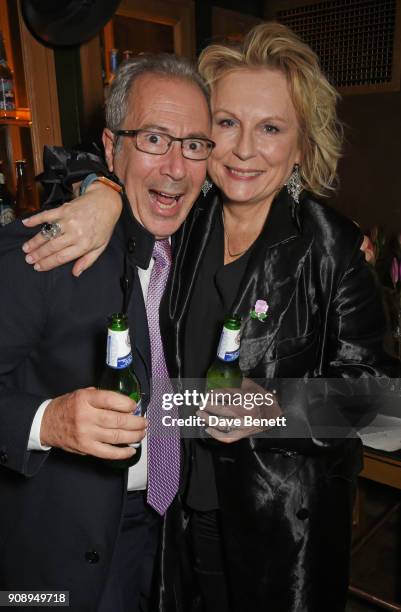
[116, 353, 133, 368]
[220, 349, 240, 362]
[133, 400, 142, 417]
[130, 400, 142, 448]
[217, 327, 240, 362]
[106, 329, 133, 369]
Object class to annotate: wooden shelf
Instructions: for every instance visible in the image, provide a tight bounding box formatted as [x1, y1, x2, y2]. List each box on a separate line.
[0, 0, 61, 199]
[0, 108, 31, 127]
[361, 449, 401, 491]
[80, 0, 195, 137]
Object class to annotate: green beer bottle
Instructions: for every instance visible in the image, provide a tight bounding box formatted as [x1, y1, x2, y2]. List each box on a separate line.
[99, 312, 142, 469]
[206, 316, 243, 390]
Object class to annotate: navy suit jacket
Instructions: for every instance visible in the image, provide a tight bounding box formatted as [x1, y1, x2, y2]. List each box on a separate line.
[0, 200, 155, 610]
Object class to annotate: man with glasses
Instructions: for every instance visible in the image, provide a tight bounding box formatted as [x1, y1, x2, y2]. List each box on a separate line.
[0, 55, 212, 612]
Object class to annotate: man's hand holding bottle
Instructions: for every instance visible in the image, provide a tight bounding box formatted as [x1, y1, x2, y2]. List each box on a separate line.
[40, 388, 146, 459]
[39, 313, 146, 466]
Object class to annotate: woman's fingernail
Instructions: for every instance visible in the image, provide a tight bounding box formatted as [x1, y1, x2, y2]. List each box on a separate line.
[21, 219, 28, 225]
[34, 263, 41, 271]
[25, 255, 33, 264]
[75, 269, 82, 277]
[22, 243, 29, 253]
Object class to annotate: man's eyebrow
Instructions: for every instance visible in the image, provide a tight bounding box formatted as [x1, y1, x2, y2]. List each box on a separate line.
[140, 125, 211, 140]
[140, 124, 169, 132]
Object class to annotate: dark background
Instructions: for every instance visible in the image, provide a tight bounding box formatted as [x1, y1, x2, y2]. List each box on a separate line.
[54, 0, 401, 234]
[264, 0, 401, 235]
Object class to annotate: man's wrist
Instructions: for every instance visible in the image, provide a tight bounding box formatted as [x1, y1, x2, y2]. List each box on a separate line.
[72, 181, 81, 198]
[80, 173, 123, 196]
[28, 400, 52, 451]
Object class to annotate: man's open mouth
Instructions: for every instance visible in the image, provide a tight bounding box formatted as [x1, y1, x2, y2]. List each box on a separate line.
[149, 190, 183, 209]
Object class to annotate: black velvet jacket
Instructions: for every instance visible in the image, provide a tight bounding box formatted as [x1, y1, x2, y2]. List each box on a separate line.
[29, 147, 400, 612]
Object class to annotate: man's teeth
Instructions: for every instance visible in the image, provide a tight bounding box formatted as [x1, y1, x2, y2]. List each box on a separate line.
[151, 190, 181, 209]
[229, 169, 261, 177]
[159, 192, 179, 199]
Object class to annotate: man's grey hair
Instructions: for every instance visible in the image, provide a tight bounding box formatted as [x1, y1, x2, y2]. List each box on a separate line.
[105, 53, 211, 150]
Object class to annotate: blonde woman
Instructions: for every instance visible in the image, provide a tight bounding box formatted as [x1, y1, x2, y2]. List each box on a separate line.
[20, 23, 398, 611]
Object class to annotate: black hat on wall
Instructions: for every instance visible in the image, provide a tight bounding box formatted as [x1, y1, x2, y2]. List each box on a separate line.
[21, 0, 122, 47]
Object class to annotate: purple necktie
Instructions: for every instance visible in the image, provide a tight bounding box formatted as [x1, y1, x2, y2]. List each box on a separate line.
[146, 239, 180, 515]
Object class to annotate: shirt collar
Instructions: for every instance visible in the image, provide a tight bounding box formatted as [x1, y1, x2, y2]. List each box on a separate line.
[258, 187, 301, 249]
[116, 192, 156, 269]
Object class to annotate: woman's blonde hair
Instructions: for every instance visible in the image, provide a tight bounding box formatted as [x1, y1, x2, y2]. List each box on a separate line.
[198, 22, 343, 197]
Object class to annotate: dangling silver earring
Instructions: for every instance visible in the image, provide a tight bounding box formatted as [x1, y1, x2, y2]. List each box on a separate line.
[201, 177, 213, 197]
[285, 164, 302, 203]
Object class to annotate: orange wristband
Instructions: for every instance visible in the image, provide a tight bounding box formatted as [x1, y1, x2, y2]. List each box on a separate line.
[94, 176, 123, 193]
[80, 173, 123, 195]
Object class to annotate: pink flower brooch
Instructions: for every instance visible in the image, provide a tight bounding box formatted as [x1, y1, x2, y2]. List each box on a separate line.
[250, 299, 269, 322]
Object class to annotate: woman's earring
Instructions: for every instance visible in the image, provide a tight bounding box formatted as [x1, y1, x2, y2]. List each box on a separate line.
[285, 164, 302, 203]
[201, 178, 213, 197]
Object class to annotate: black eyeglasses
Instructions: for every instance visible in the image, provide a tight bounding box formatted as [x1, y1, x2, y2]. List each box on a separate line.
[113, 129, 215, 161]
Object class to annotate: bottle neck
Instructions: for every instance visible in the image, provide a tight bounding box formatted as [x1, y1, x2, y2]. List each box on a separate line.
[106, 327, 133, 369]
[216, 325, 240, 362]
[110, 50, 118, 74]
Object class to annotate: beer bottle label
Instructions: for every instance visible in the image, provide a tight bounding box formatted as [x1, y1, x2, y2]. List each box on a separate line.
[217, 327, 240, 362]
[106, 329, 133, 369]
[130, 399, 142, 448]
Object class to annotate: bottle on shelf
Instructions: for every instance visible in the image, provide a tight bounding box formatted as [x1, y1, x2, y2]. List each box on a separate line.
[206, 315, 243, 390]
[110, 48, 119, 81]
[99, 312, 142, 469]
[14, 160, 36, 218]
[0, 161, 15, 226]
[0, 32, 15, 113]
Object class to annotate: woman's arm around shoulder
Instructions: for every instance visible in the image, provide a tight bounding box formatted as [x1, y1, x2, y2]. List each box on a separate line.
[22, 146, 123, 276]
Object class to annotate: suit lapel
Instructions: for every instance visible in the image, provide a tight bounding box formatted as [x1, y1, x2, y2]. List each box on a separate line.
[161, 192, 221, 379]
[161, 187, 314, 377]
[116, 197, 154, 385]
[169, 193, 221, 320]
[231, 190, 314, 372]
[127, 267, 151, 382]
